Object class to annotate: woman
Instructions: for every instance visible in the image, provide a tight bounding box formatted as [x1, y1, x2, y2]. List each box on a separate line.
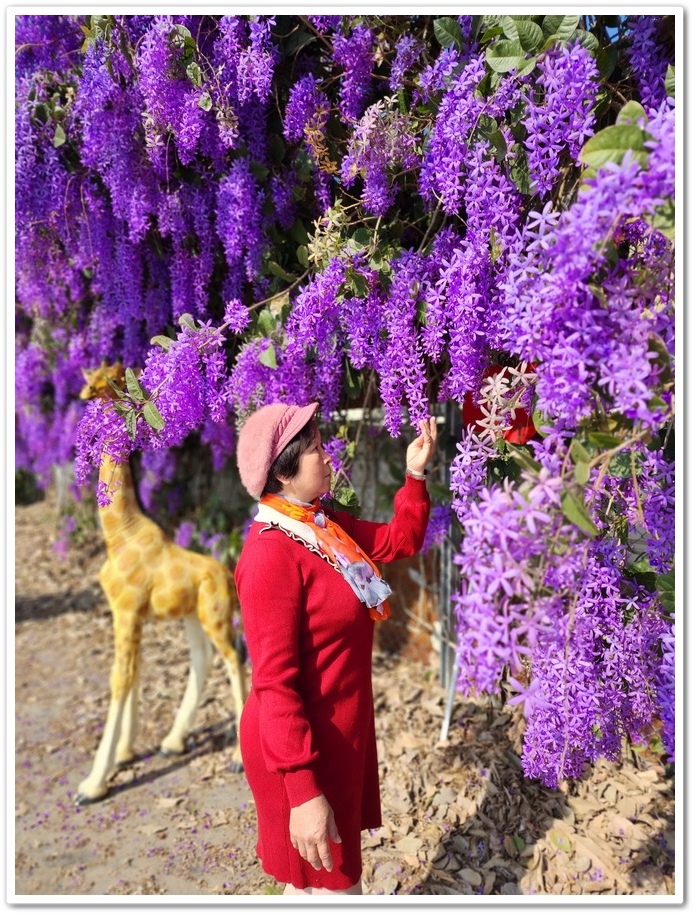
[234, 402, 436, 895]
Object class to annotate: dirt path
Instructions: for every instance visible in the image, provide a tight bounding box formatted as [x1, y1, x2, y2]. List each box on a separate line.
[13, 491, 676, 897]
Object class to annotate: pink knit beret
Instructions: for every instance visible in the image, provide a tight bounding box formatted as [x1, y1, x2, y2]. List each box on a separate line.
[236, 402, 319, 499]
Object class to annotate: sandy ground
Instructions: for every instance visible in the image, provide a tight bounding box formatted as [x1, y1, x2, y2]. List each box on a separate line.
[13, 490, 677, 898]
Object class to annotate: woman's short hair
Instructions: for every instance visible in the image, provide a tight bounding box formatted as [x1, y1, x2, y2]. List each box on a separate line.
[262, 419, 317, 495]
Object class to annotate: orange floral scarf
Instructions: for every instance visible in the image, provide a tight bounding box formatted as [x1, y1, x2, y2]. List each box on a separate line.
[259, 494, 392, 621]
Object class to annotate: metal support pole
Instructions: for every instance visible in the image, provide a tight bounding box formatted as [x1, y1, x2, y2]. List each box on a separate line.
[439, 652, 460, 742]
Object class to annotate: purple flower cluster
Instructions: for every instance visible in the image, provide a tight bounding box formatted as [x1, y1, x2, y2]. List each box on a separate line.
[496, 115, 675, 431]
[340, 100, 419, 215]
[136, 17, 208, 168]
[332, 25, 375, 121]
[418, 53, 488, 212]
[75, 36, 158, 243]
[378, 252, 430, 435]
[523, 42, 599, 194]
[389, 35, 422, 91]
[421, 504, 452, 555]
[425, 236, 494, 402]
[626, 16, 674, 112]
[215, 159, 267, 299]
[235, 16, 277, 105]
[323, 436, 349, 479]
[15, 15, 83, 79]
[223, 298, 251, 335]
[415, 46, 460, 104]
[306, 16, 341, 34]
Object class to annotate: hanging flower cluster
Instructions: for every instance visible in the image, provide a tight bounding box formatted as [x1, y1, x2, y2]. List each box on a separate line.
[15, 13, 676, 786]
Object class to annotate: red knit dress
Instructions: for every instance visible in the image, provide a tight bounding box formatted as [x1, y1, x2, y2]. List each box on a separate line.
[234, 475, 430, 890]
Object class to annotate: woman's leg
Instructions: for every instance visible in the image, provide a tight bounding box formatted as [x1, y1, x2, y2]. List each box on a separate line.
[283, 881, 363, 895]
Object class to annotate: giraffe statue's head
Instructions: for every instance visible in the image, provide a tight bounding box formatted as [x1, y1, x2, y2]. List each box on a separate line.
[80, 360, 132, 401]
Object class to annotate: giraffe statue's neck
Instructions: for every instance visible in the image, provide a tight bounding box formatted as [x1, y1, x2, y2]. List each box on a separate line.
[98, 450, 145, 550]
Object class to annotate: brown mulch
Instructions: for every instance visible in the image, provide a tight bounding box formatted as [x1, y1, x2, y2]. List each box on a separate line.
[13, 490, 676, 897]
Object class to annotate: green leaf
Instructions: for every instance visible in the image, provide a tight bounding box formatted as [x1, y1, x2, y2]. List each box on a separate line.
[560, 490, 599, 537]
[486, 39, 527, 73]
[296, 244, 309, 269]
[607, 451, 636, 479]
[543, 14, 580, 41]
[344, 359, 362, 399]
[267, 260, 295, 283]
[106, 376, 126, 398]
[665, 64, 675, 98]
[656, 568, 675, 593]
[596, 44, 618, 80]
[351, 227, 372, 248]
[142, 401, 165, 431]
[256, 308, 276, 336]
[333, 486, 361, 516]
[197, 91, 213, 111]
[648, 199, 676, 241]
[513, 834, 526, 853]
[470, 15, 485, 41]
[52, 124, 66, 147]
[626, 563, 657, 591]
[125, 409, 138, 442]
[150, 334, 173, 350]
[481, 26, 505, 44]
[485, 127, 508, 162]
[579, 124, 649, 173]
[656, 568, 675, 614]
[269, 133, 286, 165]
[570, 438, 592, 464]
[283, 27, 315, 57]
[434, 17, 463, 49]
[532, 409, 552, 437]
[509, 18, 544, 52]
[510, 155, 532, 195]
[541, 15, 565, 37]
[516, 55, 538, 78]
[34, 102, 49, 123]
[616, 100, 648, 127]
[500, 16, 520, 41]
[125, 368, 145, 402]
[289, 219, 309, 245]
[586, 431, 623, 448]
[574, 461, 590, 485]
[186, 60, 202, 86]
[112, 401, 130, 417]
[506, 444, 542, 474]
[348, 271, 369, 298]
[569, 29, 599, 53]
[250, 162, 270, 182]
[178, 313, 197, 330]
[258, 341, 277, 369]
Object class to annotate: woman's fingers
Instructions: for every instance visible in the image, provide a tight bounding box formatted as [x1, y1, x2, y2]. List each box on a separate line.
[295, 839, 332, 871]
[317, 839, 334, 871]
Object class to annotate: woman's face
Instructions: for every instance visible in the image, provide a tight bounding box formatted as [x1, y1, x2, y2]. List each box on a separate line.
[278, 426, 332, 503]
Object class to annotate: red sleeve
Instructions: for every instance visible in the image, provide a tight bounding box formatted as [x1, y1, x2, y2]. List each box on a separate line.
[235, 532, 322, 808]
[328, 474, 431, 564]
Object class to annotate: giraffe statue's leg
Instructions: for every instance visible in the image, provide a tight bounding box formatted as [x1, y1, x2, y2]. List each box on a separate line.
[160, 614, 213, 756]
[76, 606, 143, 804]
[116, 663, 140, 765]
[219, 647, 247, 773]
[196, 573, 247, 773]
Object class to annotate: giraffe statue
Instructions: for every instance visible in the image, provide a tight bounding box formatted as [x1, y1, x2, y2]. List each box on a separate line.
[75, 360, 247, 804]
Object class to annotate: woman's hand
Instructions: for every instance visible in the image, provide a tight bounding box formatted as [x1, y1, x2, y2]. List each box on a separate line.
[289, 794, 342, 872]
[406, 416, 438, 476]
